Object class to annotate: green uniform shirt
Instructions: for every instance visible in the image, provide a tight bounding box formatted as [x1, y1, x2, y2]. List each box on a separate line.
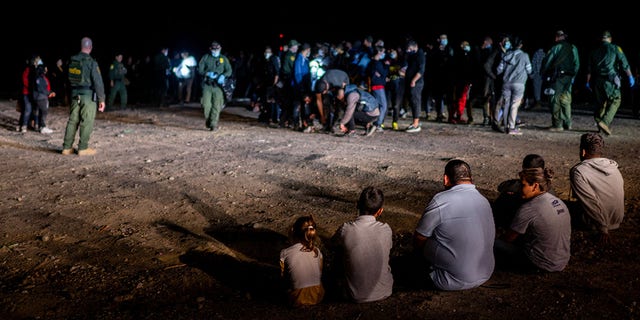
[68, 52, 106, 102]
[198, 54, 232, 80]
[588, 42, 631, 77]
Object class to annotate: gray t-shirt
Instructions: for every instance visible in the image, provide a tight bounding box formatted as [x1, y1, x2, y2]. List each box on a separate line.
[510, 192, 571, 272]
[338, 215, 393, 303]
[415, 184, 496, 290]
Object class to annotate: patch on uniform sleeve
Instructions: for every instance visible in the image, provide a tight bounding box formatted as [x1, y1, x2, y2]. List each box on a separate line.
[617, 46, 624, 54]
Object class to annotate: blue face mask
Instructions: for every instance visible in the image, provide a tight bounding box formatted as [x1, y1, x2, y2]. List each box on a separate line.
[390, 52, 397, 59]
[463, 45, 471, 52]
[440, 39, 448, 46]
[504, 42, 511, 50]
[379, 53, 386, 60]
[211, 50, 221, 57]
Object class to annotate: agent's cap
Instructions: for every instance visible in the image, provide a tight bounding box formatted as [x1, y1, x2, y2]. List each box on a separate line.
[211, 41, 221, 50]
[288, 39, 300, 47]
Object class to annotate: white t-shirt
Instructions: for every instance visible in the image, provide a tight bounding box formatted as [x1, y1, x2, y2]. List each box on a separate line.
[279, 243, 323, 289]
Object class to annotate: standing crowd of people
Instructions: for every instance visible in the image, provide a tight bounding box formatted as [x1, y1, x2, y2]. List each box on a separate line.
[17, 29, 637, 141]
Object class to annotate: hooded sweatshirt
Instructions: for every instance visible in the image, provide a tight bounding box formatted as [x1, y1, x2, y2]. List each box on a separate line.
[570, 157, 624, 233]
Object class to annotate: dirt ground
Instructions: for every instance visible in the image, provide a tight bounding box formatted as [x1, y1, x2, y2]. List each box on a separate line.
[0, 98, 638, 320]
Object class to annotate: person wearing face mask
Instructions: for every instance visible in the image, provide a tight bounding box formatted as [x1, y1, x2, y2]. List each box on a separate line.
[404, 39, 426, 132]
[495, 37, 532, 135]
[453, 40, 475, 124]
[197, 41, 233, 132]
[385, 48, 406, 130]
[487, 34, 512, 132]
[258, 45, 281, 125]
[367, 45, 389, 132]
[428, 34, 455, 123]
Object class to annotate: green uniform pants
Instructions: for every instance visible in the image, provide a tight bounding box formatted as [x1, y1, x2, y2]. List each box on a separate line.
[550, 76, 573, 129]
[201, 84, 225, 129]
[593, 78, 622, 126]
[108, 80, 128, 109]
[63, 94, 97, 151]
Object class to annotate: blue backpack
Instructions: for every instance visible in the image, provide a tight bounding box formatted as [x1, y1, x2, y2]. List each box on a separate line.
[344, 84, 378, 112]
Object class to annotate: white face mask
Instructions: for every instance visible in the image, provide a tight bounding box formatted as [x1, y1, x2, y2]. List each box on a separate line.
[211, 49, 221, 57]
[264, 52, 272, 59]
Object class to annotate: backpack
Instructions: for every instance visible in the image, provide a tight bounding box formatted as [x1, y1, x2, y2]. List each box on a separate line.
[221, 75, 236, 102]
[345, 84, 378, 112]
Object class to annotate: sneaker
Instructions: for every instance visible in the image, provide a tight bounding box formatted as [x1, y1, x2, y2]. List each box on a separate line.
[365, 124, 376, 136]
[302, 126, 313, 133]
[376, 126, 384, 133]
[77, 148, 97, 156]
[392, 122, 399, 131]
[61, 148, 74, 155]
[406, 124, 422, 133]
[40, 127, 53, 134]
[597, 121, 612, 135]
[20, 126, 27, 133]
[507, 128, 523, 135]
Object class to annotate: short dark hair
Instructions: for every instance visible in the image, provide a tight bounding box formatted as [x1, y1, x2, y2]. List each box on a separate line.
[580, 132, 604, 156]
[444, 159, 472, 184]
[522, 154, 545, 169]
[357, 186, 384, 215]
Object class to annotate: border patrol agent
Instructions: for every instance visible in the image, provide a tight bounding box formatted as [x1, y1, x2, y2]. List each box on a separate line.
[108, 53, 128, 110]
[540, 30, 580, 132]
[62, 37, 106, 156]
[198, 41, 232, 132]
[586, 30, 634, 136]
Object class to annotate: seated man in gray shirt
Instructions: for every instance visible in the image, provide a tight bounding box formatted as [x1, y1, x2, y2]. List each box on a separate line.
[413, 159, 496, 290]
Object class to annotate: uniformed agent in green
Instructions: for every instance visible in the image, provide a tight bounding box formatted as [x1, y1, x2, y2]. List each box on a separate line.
[61, 37, 106, 156]
[585, 30, 634, 136]
[108, 53, 128, 110]
[540, 30, 580, 131]
[198, 41, 233, 132]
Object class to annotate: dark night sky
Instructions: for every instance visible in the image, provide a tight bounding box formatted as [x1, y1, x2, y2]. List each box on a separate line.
[2, 4, 636, 98]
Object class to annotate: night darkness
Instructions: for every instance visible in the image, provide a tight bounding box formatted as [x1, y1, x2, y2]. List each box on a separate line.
[2, 5, 636, 98]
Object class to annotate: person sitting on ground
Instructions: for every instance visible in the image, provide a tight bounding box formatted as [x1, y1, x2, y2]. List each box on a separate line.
[495, 167, 571, 273]
[493, 154, 554, 229]
[569, 132, 624, 244]
[413, 159, 496, 290]
[332, 186, 393, 303]
[279, 215, 325, 307]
